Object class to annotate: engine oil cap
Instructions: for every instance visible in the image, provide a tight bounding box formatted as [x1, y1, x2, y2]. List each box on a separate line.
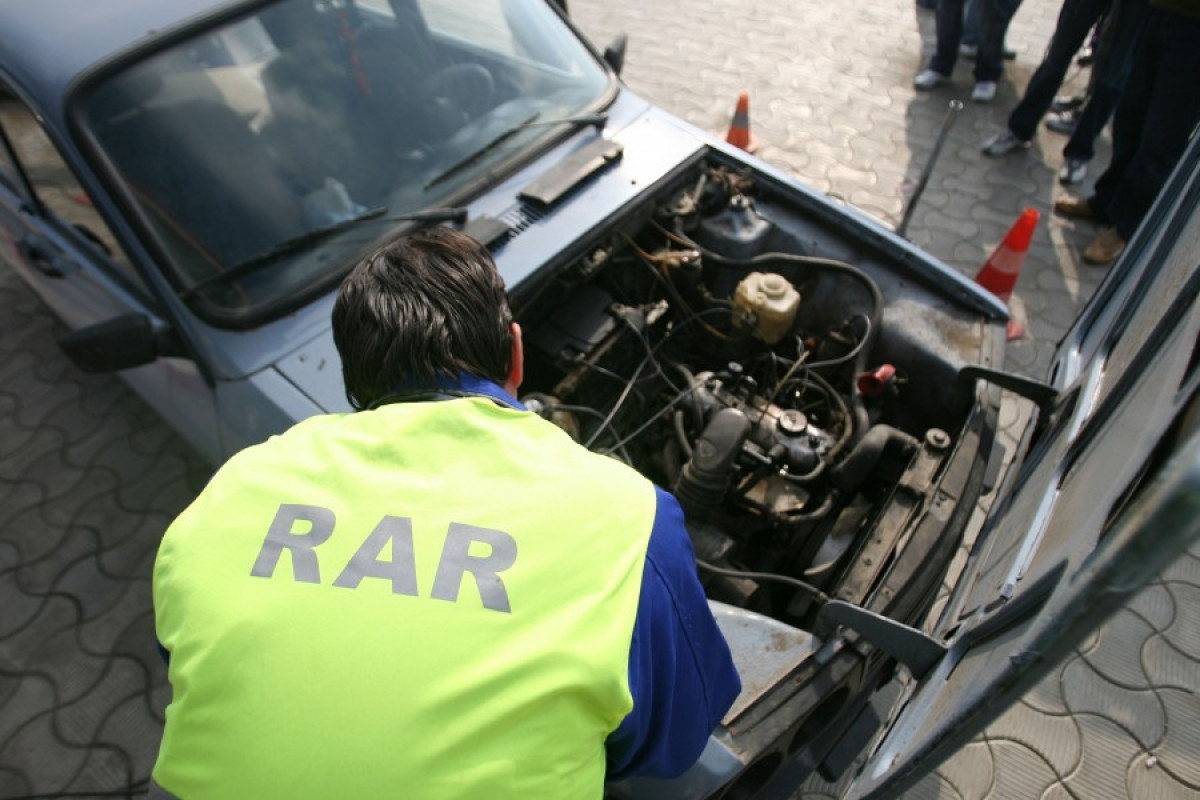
[778, 409, 808, 436]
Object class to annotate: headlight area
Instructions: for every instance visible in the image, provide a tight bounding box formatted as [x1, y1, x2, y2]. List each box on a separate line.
[514, 161, 1002, 793]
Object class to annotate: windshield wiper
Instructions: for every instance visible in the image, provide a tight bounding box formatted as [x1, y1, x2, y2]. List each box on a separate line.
[424, 112, 609, 191]
[519, 112, 609, 129]
[179, 206, 468, 299]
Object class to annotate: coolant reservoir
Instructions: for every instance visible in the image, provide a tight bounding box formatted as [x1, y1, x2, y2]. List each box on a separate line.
[733, 272, 801, 344]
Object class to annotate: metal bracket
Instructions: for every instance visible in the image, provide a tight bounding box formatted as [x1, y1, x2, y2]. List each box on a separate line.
[818, 600, 948, 679]
[958, 365, 1059, 417]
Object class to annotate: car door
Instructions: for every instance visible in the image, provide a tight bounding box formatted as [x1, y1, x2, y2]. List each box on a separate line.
[0, 86, 221, 463]
[836, 127, 1200, 799]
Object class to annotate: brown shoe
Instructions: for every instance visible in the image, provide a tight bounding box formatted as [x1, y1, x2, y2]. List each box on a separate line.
[1083, 227, 1125, 265]
[1054, 194, 1098, 221]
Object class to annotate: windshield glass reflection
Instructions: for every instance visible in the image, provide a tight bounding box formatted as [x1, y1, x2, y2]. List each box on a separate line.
[82, 0, 609, 319]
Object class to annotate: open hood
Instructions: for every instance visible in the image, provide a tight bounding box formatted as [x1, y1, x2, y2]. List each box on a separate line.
[847, 132, 1200, 798]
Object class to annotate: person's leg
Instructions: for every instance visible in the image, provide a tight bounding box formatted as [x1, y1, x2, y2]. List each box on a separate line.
[1061, 84, 1116, 160]
[1008, 0, 1110, 140]
[1087, 0, 1158, 216]
[1087, 17, 1152, 219]
[963, 0, 981, 46]
[1062, 0, 1149, 161]
[973, 0, 1023, 82]
[1103, 10, 1200, 240]
[930, 0, 968, 75]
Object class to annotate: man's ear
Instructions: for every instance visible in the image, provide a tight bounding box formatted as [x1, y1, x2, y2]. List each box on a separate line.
[503, 322, 524, 395]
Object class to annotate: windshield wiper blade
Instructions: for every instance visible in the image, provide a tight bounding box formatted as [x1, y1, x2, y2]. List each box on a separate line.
[179, 206, 468, 299]
[519, 112, 609, 129]
[424, 112, 609, 191]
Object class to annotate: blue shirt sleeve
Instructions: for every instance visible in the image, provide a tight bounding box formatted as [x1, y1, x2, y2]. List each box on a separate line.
[605, 486, 742, 780]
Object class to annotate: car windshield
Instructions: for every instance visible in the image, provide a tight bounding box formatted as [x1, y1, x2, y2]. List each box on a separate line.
[79, 0, 609, 321]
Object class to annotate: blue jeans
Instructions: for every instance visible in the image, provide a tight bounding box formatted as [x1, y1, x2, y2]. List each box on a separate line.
[1090, 7, 1200, 239]
[931, 0, 1023, 81]
[962, 0, 980, 46]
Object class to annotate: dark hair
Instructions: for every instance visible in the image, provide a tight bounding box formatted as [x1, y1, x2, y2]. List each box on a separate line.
[332, 227, 513, 410]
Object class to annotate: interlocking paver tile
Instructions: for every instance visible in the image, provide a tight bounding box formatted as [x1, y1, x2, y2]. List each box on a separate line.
[1063, 668, 1164, 748]
[1125, 580, 1176, 631]
[1126, 753, 1200, 800]
[985, 738, 1064, 798]
[91, 688, 163, 785]
[76, 585, 157, 660]
[45, 657, 148, 753]
[982, 697, 1083, 777]
[1074, 608, 1159, 689]
[0, 424, 68, 481]
[0, 710, 92, 793]
[117, 473, 203, 518]
[23, 626, 109, 706]
[0, 574, 50, 643]
[10, 449, 109, 517]
[897, 768, 970, 800]
[40, 395, 114, 448]
[9, 522, 93, 593]
[1152, 688, 1200, 787]
[94, 518, 169, 581]
[1021, 663, 1072, 716]
[75, 379, 138, 422]
[0, 673, 56, 759]
[1160, 551, 1200, 589]
[107, 607, 159, 662]
[1035, 292, 1087, 329]
[1142, 606, 1200, 689]
[914, 738, 995, 799]
[1053, 715, 1142, 796]
[53, 546, 135, 623]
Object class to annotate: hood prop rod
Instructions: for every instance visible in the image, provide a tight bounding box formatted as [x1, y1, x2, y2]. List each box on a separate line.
[958, 365, 1060, 418]
[897, 100, 962, 239]
[818, 600, 947, 679]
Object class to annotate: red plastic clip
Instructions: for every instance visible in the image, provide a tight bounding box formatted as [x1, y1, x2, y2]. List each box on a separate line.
[856, 364, 896, 398]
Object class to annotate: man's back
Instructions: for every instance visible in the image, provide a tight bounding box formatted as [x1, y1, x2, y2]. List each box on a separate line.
[153, 395, 660, 797]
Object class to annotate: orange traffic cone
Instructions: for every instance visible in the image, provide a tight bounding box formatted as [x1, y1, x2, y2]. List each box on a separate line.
[975, 207, 1038, 340]
[725, 91, 761, 154]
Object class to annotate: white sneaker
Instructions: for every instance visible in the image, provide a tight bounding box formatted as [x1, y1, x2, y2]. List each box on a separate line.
[982, 130, 1029, 157]
[914, 69, 949, 90]
[1059, 158, 1088, 185]
[971, 81, 997, 103]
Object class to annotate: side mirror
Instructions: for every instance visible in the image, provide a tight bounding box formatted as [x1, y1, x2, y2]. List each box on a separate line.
[56, 313, 179, 373]
[603, 34, 628, 76]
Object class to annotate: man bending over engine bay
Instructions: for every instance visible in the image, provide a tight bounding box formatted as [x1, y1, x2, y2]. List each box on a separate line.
[149, 226, 741, 798]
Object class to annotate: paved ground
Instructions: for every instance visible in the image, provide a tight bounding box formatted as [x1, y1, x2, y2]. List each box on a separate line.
[1, 0, 1197, 797]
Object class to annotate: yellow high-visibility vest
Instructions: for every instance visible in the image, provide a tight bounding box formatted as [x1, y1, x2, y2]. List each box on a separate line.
[153, 396, 656, 798]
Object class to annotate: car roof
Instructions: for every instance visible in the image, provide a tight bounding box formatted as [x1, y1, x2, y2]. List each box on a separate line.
[0, 0, 232, 121]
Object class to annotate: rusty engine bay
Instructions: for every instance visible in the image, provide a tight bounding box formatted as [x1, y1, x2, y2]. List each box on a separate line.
[517, 162, 999, 631]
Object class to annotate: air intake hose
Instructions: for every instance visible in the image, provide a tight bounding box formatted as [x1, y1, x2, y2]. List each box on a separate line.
[827, 424, 918, 496]
[674, 408, 751, 521]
